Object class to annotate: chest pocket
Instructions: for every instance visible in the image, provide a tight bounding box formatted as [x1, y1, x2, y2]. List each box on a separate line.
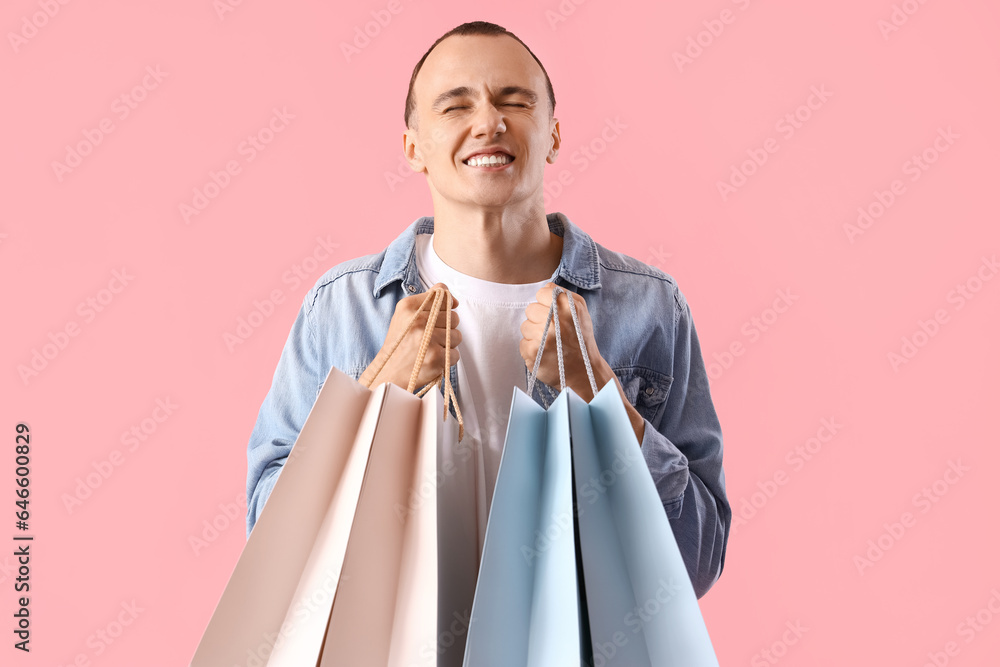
[612, 366, 674, 428]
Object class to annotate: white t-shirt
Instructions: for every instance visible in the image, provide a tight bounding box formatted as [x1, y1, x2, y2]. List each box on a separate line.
[414, 232, 551, 523]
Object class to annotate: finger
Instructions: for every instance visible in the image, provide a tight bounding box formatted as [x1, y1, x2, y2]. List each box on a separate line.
[520, 318, 546, 342]
[421, 309, 459, 330]
[542, 316, 562, 347]
[552, 289, 578, 320]
[444, 327, 462, 348]
[519, 337, 532, 363]
[553, 292, 586, 332]
[422, 344, 461, 370]
[427, 283, 460, 309]
[412, 303, 455, 331]
[418, 290, 447, 313]
[534, 282, 559, 304]
[524, 302, 550, 324]
[398, 310, 432, 330]
[519, 318, 533, 339]
[427, 349, 461, 369]
[519, 337, 540, 366]
[409, 288, 442, 315]
[434, 310, 460, 329]
[429, 327, 462, 349]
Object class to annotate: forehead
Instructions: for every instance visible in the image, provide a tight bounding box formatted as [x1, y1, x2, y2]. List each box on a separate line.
[415, 34, 545, 104]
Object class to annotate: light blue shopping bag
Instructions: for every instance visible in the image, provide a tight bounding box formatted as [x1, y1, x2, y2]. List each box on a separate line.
[462, 386, 584, 667]
[464, 285, 719, 666]
[569, 383, 719, 666]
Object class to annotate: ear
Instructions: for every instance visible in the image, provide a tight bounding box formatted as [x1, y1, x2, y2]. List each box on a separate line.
[402, 128, 426, 173]
[546, 118, 561, 164]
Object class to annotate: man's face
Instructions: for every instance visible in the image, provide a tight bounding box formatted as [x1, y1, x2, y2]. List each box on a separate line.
[404, 34, 559, 212]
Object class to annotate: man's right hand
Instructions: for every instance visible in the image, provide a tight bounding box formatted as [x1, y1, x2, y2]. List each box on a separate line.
[359, 283, 462, 391]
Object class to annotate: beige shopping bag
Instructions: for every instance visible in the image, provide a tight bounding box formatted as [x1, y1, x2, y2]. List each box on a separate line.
[189, 365, 381, 667]
[191, 287, 469, 667]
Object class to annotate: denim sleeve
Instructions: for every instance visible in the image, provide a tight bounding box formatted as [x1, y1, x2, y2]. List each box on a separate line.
[639, 286, 731, 598]
[245, 291, 321, 539]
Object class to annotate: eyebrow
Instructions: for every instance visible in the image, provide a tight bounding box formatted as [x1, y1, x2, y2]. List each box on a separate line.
[431, 85, 538, 110]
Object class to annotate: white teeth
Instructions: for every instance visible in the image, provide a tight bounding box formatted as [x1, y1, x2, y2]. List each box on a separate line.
[465, 153, 512, 167]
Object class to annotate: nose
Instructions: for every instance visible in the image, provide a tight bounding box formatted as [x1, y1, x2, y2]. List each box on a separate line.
[471, 102, 506, 138]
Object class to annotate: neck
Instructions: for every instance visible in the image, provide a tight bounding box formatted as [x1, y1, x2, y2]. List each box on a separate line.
[429, 200, 563, 284]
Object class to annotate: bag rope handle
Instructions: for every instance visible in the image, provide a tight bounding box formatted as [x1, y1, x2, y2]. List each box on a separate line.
[525, 285, 599, 408]
[362, 286, 464, 440]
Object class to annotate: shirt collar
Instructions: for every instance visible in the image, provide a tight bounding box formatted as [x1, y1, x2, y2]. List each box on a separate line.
[372, 211, 602, 298]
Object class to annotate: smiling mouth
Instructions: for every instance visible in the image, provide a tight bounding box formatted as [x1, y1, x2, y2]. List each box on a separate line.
[463, 152, 515, 169]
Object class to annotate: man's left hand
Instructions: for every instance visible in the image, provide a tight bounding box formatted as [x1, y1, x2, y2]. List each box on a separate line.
[518, 282, 646, 445]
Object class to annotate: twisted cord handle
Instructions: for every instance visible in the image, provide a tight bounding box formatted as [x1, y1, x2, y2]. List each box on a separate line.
[525, 285, 599, 407]
[362, 286, 464, 439]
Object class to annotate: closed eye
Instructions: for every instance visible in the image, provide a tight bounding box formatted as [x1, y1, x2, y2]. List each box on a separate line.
[443, 103, 528, 112]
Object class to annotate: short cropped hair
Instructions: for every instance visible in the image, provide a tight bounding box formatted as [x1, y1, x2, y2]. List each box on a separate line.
[403, 21, 556, 129]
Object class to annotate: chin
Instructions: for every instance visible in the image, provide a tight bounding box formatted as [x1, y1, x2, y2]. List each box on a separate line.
[465, 187, 518, 204]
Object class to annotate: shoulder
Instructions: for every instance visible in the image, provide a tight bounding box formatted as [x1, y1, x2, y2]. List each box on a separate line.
[299, 217, 426, 314]
[592, 241, 686, 312]
[302, 250, 386, 313]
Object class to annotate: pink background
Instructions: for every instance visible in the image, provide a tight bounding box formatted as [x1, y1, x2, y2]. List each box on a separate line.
[3, 0, 999, 664]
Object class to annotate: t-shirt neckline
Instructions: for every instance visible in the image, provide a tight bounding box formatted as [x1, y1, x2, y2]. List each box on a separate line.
[416, 232, 553, 306]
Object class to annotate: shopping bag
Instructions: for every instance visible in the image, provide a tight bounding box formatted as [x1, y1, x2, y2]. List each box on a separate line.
[315, 381, 442, 666]
[191, 287, 469, 667]
[462, 385, 583, 667]
[569, 386, 719, 666]
[189, 365, 383, 667]
[464, 285, 719, 666]
[431, 360, 483, 667]
[272, 377, 473, 667]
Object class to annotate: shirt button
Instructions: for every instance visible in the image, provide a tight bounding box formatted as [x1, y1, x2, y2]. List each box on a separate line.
[407, 284, 416, 293]
[645, 386, 654, 395]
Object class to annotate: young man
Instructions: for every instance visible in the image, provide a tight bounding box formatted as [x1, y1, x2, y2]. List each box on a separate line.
[246, 21, 731, 598]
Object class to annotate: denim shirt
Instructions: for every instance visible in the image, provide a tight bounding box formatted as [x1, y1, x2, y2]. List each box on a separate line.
[245, 211, 731, 597]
